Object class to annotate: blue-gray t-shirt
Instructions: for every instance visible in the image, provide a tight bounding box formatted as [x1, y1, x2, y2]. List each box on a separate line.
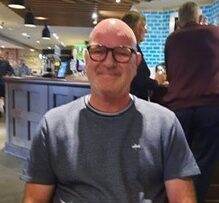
[21, 95, 200, 203]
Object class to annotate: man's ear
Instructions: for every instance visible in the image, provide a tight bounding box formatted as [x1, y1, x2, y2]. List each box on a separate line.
[84, 50, 89, 71]
[136, 52, 142, 67]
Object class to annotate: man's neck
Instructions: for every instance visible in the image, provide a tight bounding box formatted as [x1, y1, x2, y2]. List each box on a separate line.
[89, 93, 132, 113]
[181, 21, 199, 28]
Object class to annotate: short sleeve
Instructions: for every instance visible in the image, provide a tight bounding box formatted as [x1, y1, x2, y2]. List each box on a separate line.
[21, 117, 57, 184]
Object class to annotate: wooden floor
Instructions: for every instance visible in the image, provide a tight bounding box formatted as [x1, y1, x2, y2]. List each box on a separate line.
[0, 115, 24, 203]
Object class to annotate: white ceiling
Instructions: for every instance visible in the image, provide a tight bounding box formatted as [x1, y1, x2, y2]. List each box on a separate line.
[0, 38, 25, 49]
[0, 0, 214, 50]
[0, 2, 92, 50]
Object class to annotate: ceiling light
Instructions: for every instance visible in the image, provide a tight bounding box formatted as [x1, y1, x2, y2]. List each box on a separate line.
[8, 0, 25, 9]
[92, 12, 98, 20]
[42, 25, 51, 40]
[30, 49, 35, 52]
[92, 9, 98, 25]
[35, 16, 48, 20]
[53, 33, 59, 40]
[1, 46, 5, 49]
[116, 0, 121, 3]
[22, 32, 28, 36]
[39, 54, 43, 59]
[36, 40, 40, 44]
[61, 42, 65, 47]
[21, 33, 30, 38]
[24, 10, 36, 27]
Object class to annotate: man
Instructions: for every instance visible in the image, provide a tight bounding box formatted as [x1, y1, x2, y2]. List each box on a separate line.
[0, 56, 14, 97]
[122, 11, 161, 101]
[164, 2, 219, 202]
[0, 55, 14, 116]
[22, 18, 200, 203]
[14, 59, 31, 76]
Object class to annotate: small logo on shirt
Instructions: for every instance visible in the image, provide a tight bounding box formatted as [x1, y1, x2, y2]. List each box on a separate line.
[131, 144, 141, 151]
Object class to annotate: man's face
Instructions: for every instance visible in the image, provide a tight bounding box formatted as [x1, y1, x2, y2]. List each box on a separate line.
[85, 26, 141, 98]
[19, 59, 24, 65]
[133, 19, 147, 43]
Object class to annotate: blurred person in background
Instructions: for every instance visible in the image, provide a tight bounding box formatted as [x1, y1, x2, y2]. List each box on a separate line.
[152, 63, 169, 105]
[200, 15, 209, 25]
[14, 59, 31, 76]
[122, 11, 167, 101]
[0, 55, 14, 95]
[164, 1, 219, 202]
[0, 54, 14, 79]
[0, 54, 14, 116]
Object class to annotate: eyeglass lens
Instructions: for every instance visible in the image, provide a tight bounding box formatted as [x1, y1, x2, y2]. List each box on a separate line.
[88, 45, 135, 63]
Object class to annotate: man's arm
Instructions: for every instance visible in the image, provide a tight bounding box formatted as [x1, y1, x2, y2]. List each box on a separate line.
[165, 178, 197, 203]
[23, 183, 55, 203]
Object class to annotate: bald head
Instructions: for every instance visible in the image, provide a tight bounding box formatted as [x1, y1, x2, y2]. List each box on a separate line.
[89, 18, 137, 49]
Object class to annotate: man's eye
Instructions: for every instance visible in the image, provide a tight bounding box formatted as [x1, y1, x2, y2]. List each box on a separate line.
[115, 49, 130, 56]
[91, 48, 105, 54]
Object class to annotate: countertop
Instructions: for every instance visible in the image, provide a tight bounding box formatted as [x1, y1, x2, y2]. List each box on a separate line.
[3, 75, 90, 87]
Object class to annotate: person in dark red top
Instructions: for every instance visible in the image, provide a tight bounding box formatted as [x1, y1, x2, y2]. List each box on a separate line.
[164, 2, 219, 202]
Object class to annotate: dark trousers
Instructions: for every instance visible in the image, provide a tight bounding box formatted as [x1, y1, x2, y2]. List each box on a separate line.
[175, 106, 219, 203]
[0, 82, 5, 97]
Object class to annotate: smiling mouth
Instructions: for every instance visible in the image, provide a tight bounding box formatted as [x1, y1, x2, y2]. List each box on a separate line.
[97, 71, 120, 77]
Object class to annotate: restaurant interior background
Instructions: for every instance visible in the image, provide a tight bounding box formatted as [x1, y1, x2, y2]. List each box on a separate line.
[0, 1, 218, 202]
[0, 0, 218, 75]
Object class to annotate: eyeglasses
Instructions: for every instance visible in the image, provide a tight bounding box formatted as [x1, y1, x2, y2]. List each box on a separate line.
[87, 44, 137, 63]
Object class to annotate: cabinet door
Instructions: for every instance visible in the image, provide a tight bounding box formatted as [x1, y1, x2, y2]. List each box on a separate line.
[6, 83, 48, 152]
[48, 85, 90, 109]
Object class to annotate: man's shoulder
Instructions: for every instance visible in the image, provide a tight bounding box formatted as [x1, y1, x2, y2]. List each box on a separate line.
[134, 97, 175, 119]
[45, 96, 86, 119]
[171, 24, 218, 36]
[200, 24, 219, 31]
[192, 24, 219, 35]
[202, 25, 219, 37]
[166, 24, 219, 48]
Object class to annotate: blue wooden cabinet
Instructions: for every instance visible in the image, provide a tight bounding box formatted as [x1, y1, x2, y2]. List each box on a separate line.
[4, 77, 90, 159]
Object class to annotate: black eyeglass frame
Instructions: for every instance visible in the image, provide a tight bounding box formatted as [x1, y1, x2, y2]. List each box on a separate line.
[87, 44, 137, 63]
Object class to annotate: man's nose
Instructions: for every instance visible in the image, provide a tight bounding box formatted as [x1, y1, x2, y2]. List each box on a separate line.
[104, 51, 116, 65]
